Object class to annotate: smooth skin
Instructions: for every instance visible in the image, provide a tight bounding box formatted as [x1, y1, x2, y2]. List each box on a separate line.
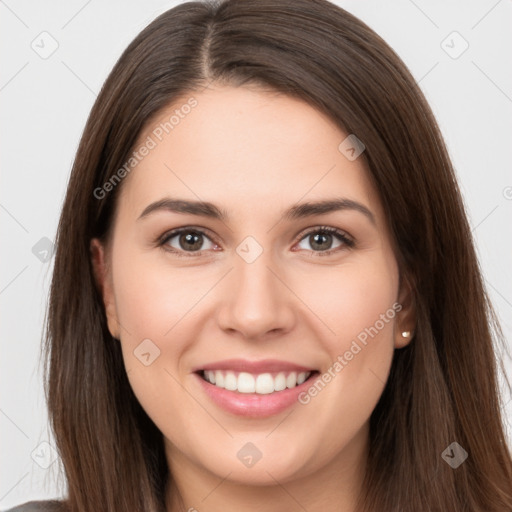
[91, 84, 415, 512]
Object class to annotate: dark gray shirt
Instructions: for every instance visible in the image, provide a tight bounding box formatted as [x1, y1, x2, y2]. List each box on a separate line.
[2, 501, 67, 512]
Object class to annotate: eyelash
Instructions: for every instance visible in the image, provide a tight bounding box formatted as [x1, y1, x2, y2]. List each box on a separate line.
[157, 225, 355, 259]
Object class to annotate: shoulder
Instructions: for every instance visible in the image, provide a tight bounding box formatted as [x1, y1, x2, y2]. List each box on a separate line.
[2, 500, 68, 512]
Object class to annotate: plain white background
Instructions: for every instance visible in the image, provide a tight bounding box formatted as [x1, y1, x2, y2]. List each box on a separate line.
[1, 0, 511, 507]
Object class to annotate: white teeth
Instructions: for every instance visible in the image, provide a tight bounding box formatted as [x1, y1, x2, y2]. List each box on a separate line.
[203, 370, 312, 394]
[297, 372, 308, 385]
[274, 372, 287, 391]
[224, 371, 237, 391]
[215, 370, 224, 387]
[255, 373, 274, 394]
[286, 372, 297, 388]
[238, 372, 255, 393]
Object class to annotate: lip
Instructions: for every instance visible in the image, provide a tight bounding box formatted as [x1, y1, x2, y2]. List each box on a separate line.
[192, 358, 316, 374]
[193, 368, 320, 418]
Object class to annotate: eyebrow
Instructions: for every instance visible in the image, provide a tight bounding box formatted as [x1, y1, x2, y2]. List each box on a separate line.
[137, 197, 376, 225]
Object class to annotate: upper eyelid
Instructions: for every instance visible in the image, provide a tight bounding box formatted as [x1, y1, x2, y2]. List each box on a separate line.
[295, 225, 352, 241]
[160, 226, 218, 244]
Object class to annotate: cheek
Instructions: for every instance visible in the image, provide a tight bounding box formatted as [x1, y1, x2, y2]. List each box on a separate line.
[111, 249, 203, 422]
[299, 252, 399, 350]
[295, 251, 399, 414]
[110, 247, 222, 415]
[111, 247, 207, 349]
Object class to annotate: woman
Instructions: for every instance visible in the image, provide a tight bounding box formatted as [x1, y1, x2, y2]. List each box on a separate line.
[6, 0, 512, 510]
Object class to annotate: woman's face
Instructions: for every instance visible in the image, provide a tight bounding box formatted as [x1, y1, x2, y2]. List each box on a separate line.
[92, 84, 414, 489]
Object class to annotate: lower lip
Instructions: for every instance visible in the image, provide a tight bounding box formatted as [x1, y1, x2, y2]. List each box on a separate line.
[194, 372, 319, 418]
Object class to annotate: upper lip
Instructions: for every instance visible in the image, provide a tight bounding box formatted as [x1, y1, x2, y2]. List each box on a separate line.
[193, 359, 317, 374]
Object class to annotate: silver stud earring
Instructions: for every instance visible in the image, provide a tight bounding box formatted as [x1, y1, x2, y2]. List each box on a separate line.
[401, 331, 411, 338]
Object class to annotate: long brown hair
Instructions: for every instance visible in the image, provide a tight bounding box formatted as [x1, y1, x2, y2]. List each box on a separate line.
[44, 0, 512, 510]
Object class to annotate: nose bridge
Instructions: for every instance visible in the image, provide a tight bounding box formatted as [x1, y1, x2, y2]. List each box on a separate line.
[217, 238, 294, 339]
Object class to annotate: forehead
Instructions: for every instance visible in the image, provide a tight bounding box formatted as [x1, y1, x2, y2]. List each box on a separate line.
[117, 85, 385, 227]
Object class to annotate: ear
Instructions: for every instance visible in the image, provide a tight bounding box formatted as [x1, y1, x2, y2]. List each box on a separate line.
[394, 273, 416, 349]
[90, 238, 120, 339]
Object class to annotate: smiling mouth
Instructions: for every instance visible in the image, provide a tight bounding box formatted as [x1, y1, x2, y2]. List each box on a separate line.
[197, 369, 320, 394]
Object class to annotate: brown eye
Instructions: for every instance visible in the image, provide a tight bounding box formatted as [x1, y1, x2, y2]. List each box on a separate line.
[295, 226, 354, 256]
[160, 228, 217, 257]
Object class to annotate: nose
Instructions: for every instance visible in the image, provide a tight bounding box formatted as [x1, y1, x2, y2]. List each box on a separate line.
[216, 247, 296, 341]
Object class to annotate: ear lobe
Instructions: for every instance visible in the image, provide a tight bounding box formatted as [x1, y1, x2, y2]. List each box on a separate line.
[394, 273, 416, 349]
[90, 238, 120, 339]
